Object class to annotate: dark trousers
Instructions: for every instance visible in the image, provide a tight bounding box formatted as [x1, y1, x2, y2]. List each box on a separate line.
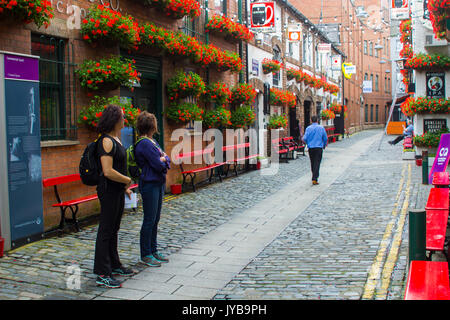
[140, 181, 165, 258]
[391, 135, 405, 145]
[93, 184, 125, 276]
[308, 148, 323, 181]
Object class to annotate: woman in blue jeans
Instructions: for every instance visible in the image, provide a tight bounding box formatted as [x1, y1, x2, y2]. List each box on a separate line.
[135, 111, 171, 267]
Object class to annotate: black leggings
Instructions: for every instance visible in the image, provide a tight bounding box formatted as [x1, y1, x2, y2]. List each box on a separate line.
[93, 184, 125, 276]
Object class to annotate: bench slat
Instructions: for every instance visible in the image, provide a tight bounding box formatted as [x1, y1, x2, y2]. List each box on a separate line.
[404, 261, 450, 300]
[43, 174, 80, 187]
[181, 162, 225, 174]
[426, 188, 449, 210]
[426, 209, 449, 251]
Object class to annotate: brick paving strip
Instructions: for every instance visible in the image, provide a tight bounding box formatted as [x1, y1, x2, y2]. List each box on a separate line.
[99, 132, 385, 300]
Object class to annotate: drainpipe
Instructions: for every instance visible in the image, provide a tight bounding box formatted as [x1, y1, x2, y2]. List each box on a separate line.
[238, 0, 243, 83]
[205, 0, 210, 84]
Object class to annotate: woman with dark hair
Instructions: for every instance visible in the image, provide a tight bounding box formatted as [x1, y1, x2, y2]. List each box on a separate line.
[135, 111, 170, 267]
[93, 104, 134, 288]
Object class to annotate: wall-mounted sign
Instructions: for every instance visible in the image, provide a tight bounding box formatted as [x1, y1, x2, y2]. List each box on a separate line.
[342, 63, 356, 79]
[424, 119, 447, 134]
[317, 43, 331, 54]
[287, 28, 301, 42]
[331, 55, 341, 71]
[391, 0, 409, 20]
[252, 59, 259, 76]
[250, 2, 275, 32]
[426, 72, 445, 99]
[429, 133, 450, 184]
[363, 80, 373, 93]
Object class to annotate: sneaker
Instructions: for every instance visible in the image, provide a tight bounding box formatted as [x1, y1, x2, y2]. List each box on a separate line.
[153, 252, 169, 263]
[312, 180, 319, 185]
[96, 275, 122, 288]
[112, 266, 135, 277]
[141, 255, 161, 267]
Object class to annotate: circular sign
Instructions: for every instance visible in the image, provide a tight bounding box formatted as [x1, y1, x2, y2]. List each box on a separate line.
[428, 76, 443, 92]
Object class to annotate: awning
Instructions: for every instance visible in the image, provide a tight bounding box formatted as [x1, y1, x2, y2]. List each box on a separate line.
[386, 94, 410, 106]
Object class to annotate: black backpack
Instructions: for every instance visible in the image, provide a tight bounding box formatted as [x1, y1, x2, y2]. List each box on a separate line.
[79, 136, 115, 186]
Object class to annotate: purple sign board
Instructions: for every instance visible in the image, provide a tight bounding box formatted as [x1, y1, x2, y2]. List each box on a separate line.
[4, 54, 39, 82]
[429, 133, 450, 184]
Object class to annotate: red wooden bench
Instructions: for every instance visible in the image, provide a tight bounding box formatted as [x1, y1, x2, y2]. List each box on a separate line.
[325, 127, 340, 143]
[43, 174, 138, 232]
[223, 142, 260, 177]
[272, 138, 290, 163]
[404, 260, 450, 300]
[282, 137, 305, 156]
[426, 209, 449, 253]
[174, 148, 225, 192]
[432, 172, 450, 188]
[425, 188, 449, 210]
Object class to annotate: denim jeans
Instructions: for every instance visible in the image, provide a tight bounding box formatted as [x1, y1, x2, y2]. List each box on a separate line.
[139, 181, 165, 258]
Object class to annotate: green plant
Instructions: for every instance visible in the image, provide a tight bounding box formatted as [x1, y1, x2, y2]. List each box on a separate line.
[230, 105, 256, 128]
[76, 55, 140, 91]
[230, 83, 257, 106]
[166, 71, 205, 103]
[267, 114, 288, 129]
[202, 81, 232, 107]
[0, 0, 54, 28]
[414, 128, 450, 148]
[401, 97, 450, 117]
[166, 103, 204, 123]
[203, 107, 232, 128]
[78, 96, 141, 129]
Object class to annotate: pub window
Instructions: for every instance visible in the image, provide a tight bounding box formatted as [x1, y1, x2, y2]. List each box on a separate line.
[31, 34, 76, 141]
[182, 0, 206, 42]
[365, 104, 368, 122]
[375, 75, 379, 91]
[376, 105, 379, 122]
[370, 104, 374, 122]
[214, 0, 227, 15]
[364, 41, 368, 55]
[364, 73, 368, 81]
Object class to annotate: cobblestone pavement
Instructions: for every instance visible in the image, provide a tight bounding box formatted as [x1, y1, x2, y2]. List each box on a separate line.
[0, 129, 427, 300]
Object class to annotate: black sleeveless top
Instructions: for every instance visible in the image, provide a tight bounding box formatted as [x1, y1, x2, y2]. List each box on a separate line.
[96, 134, 127, 192]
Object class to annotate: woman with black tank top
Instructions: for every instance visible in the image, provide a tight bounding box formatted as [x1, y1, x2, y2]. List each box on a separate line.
[93, 104, 135, 288]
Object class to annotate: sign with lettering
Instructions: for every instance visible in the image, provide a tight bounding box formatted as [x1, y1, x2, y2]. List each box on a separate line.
[391, 0, 409, 20]
[424, 119, 447, 133]
[250, 2, 275, 32]
[426, 72, 445, 99]
[429, 133, 450, 184]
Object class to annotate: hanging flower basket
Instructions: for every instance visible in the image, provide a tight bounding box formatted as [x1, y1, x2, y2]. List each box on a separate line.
[230, 83, 257, 106]
[230, 105, 256, 128]
[202, 81, 232, 107]
[400, 97, 450, 117]
[166, 70, 205, 102]
[203, 107, 232, 128]
[166, 103, 204, 124]
[320, 109, 336, 121]
[405, 53, 450, 71]
[270, 88, 296, 108]
[81, 4, 141, 50]
[267, 114, 288, 129]
[205, 15, 254, 43]
[76, 56, 140, 92]
[262, 58, 282, 74]
[78, 96, 141, 130]
[428, 0, 450, 40]
[0, 0, 54, 28]
[414, 128, 450, 148]
[141, 0, 201, 19]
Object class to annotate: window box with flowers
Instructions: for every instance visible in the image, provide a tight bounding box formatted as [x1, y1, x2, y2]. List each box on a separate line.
[205, 15, 254, 43]
[230, 105, 256, 129]
[202, 81, 232, 107]
[140, 0, 201, 19]
[78, 96, 140, 130]
[230, 83, 257, 106]
[414, 128, 450, 148]
[203, 107, 232, 129]
[400, 97, 450, 117]
[405, 53, 450, 71]
[166, 71, 206, 103]
[270, 88, 296, 108]
[262, 59, 282, 74]
[80, 4, 141, 50]
[166, 102, 204, 124]
[320, 109, 335, 121]
[428, 0, 450, 40]
[267, 114, 288, 129]
[0, 0, 54, 28]
[76, 56, 140, 92]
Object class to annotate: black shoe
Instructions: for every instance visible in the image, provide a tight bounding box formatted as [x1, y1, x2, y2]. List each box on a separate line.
[96, 275, 122, 288]
[112, 266, 135, 277]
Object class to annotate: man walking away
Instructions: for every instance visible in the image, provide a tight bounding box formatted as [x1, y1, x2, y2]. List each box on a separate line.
[302, 115, 328, 185]
[389, 120, 413, 145]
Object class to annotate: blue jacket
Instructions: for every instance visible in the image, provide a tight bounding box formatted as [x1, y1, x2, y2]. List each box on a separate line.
[404, 124, 414, 137]
[302, 123, 328, 149]
[135, 138, 171, 185]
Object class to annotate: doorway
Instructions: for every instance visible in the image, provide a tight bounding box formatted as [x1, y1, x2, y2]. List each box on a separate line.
[289, 107, 300, 140]
[304, 100, 311, 130]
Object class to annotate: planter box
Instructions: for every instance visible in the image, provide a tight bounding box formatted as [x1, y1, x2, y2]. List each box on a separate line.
[402, 151, 416, 160]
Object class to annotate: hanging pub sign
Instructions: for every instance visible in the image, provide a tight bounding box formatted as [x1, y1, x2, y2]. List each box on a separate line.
[331, 55, 341, 71]
[250, 2, 275, 32]
[391, 0, 409, 20]
[317, 43, 331, 54]
[426, 72, 445, 99]
[287, 25, 301, 42]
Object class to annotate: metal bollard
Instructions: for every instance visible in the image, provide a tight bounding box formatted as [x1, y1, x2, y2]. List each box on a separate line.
[409, 209, 427, 263]
[422, 150, 428, 185]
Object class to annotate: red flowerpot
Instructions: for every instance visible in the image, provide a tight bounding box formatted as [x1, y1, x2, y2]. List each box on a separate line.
[416, 159, 422, 166]
[170, 184, 182, 195]
[0, 237, 4, 258]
